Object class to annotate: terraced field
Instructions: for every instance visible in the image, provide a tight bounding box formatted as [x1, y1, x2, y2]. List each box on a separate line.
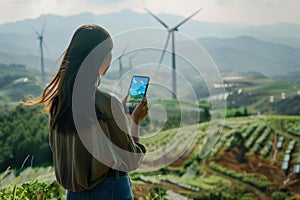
[1, 115, 299, 199]
[133, 115, 300, 199]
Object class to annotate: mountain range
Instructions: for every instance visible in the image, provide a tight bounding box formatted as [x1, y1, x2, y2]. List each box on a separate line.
[0, 9, 299, 76]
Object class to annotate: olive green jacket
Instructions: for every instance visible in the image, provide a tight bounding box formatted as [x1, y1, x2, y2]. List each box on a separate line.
[49, 89, 146, 192]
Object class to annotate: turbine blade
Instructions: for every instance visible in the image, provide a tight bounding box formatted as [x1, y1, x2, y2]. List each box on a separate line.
[32, 27, 40, 37]
[145, 7, 169, 29]
[127, 52, 138, 68]
[173, 8, 202, 30]
[159, 31, 171, 65]
[41, 21, 47, 36]
[128, 52, 138, 59]
[153, 31, 171, 76]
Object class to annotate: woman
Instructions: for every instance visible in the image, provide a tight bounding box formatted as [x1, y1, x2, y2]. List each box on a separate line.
[24, 24, 148, 199]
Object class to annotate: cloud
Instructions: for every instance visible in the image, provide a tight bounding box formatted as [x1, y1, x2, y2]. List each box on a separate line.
[0, 0, 300, 25]
[215, 0, 232, 5]
[264, 2, 274, 7]
[13, 0, 30, 3]
[86, 0, 124, 5]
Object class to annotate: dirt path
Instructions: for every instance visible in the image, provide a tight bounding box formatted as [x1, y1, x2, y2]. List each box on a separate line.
[132, 180, 200, 199]
[204, 160, 271, 200]
[272, 132, 278, 161]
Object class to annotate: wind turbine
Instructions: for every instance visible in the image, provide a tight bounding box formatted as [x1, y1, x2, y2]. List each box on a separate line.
[33, 22, 46, 84]
[127, 52, 138, 68]
[116, 46, 129, 90]
[146, 8, 202, 99]
[117, 47, 128, 79]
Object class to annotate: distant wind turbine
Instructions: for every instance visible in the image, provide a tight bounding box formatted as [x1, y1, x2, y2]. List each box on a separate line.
[33, 22, 46, 84]
[145, 8, 202, 98]
[118, 47, 128, 79]
[117, 46, 129, 90]
[127, 52, 138, 68]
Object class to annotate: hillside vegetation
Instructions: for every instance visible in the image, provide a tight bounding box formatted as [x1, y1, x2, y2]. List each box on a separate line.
[0, 66, 300, 199]
[0, 106, 51, 172]
[1, 114, 300, 199]
[0, 64, 43, 114]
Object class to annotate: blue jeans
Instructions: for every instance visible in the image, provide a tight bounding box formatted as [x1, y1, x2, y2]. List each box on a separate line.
[66, 175, 133, 200]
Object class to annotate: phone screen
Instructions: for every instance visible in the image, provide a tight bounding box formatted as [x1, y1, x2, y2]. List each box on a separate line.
[125, 76, 150, 114]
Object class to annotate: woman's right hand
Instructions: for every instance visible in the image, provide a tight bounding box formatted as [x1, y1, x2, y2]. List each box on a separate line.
[131, 97, 148, 124]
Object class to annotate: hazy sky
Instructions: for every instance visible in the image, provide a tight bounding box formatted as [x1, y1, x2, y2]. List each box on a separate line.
[1, 0, 299, 25]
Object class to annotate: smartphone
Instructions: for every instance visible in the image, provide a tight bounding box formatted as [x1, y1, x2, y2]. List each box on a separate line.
[125, 75, 150, 114]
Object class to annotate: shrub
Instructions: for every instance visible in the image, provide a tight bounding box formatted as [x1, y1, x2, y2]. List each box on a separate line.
[1, 180, 64, 200]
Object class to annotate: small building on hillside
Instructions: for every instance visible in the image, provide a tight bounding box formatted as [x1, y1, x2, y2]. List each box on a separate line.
[297, 154, 300, 163]
[9, 63, 26, 68]
[270, 96, 274, 103]
[287, 140, 296, 151]
[276, 136, 284, 148]
[276, 140, 283, 148]
[293, 165, 300, 173]
[282, 161, 289, 170]
[281, 92, 286, 100]
[284, 154, 290, 162]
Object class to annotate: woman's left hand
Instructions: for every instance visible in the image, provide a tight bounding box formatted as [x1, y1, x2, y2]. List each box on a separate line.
[131, 97, 148, 124]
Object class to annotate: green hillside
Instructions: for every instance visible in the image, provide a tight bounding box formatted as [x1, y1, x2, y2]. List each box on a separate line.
[0, 106, 51, 172]
[225, 76, 300, 115]
[0, 67, 300, 199]
[131, 116, 300, 199]
[0, 64, 43, 114]
[1, 115, 300, 199]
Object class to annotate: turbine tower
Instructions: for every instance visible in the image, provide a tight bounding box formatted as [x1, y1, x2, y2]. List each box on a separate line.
[117, 47, 128, 90]
[127, 52, 138, 68]
[118, 47, 128, 79]
[33, 22, 46, 84]
[146, 8, 202, 99]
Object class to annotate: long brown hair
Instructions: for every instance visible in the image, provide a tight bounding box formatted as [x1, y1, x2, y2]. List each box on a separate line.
[23, 24, 112, 132]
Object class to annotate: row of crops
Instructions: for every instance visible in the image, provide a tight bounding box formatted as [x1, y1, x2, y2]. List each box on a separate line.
[268, 116, 300, 173]
[284, 120, 300, 137]
[250, 127, 272, 154]
[209, 117, 300, 176]
[209, 121, 273, 158]
[1, 116, 298, 199]
[209, 162, 272, 190]
[240, 123, 274, 158]
[141, 116, 300, 177]
[140, 123, 206, 163]
[280, 139, 300, 173]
